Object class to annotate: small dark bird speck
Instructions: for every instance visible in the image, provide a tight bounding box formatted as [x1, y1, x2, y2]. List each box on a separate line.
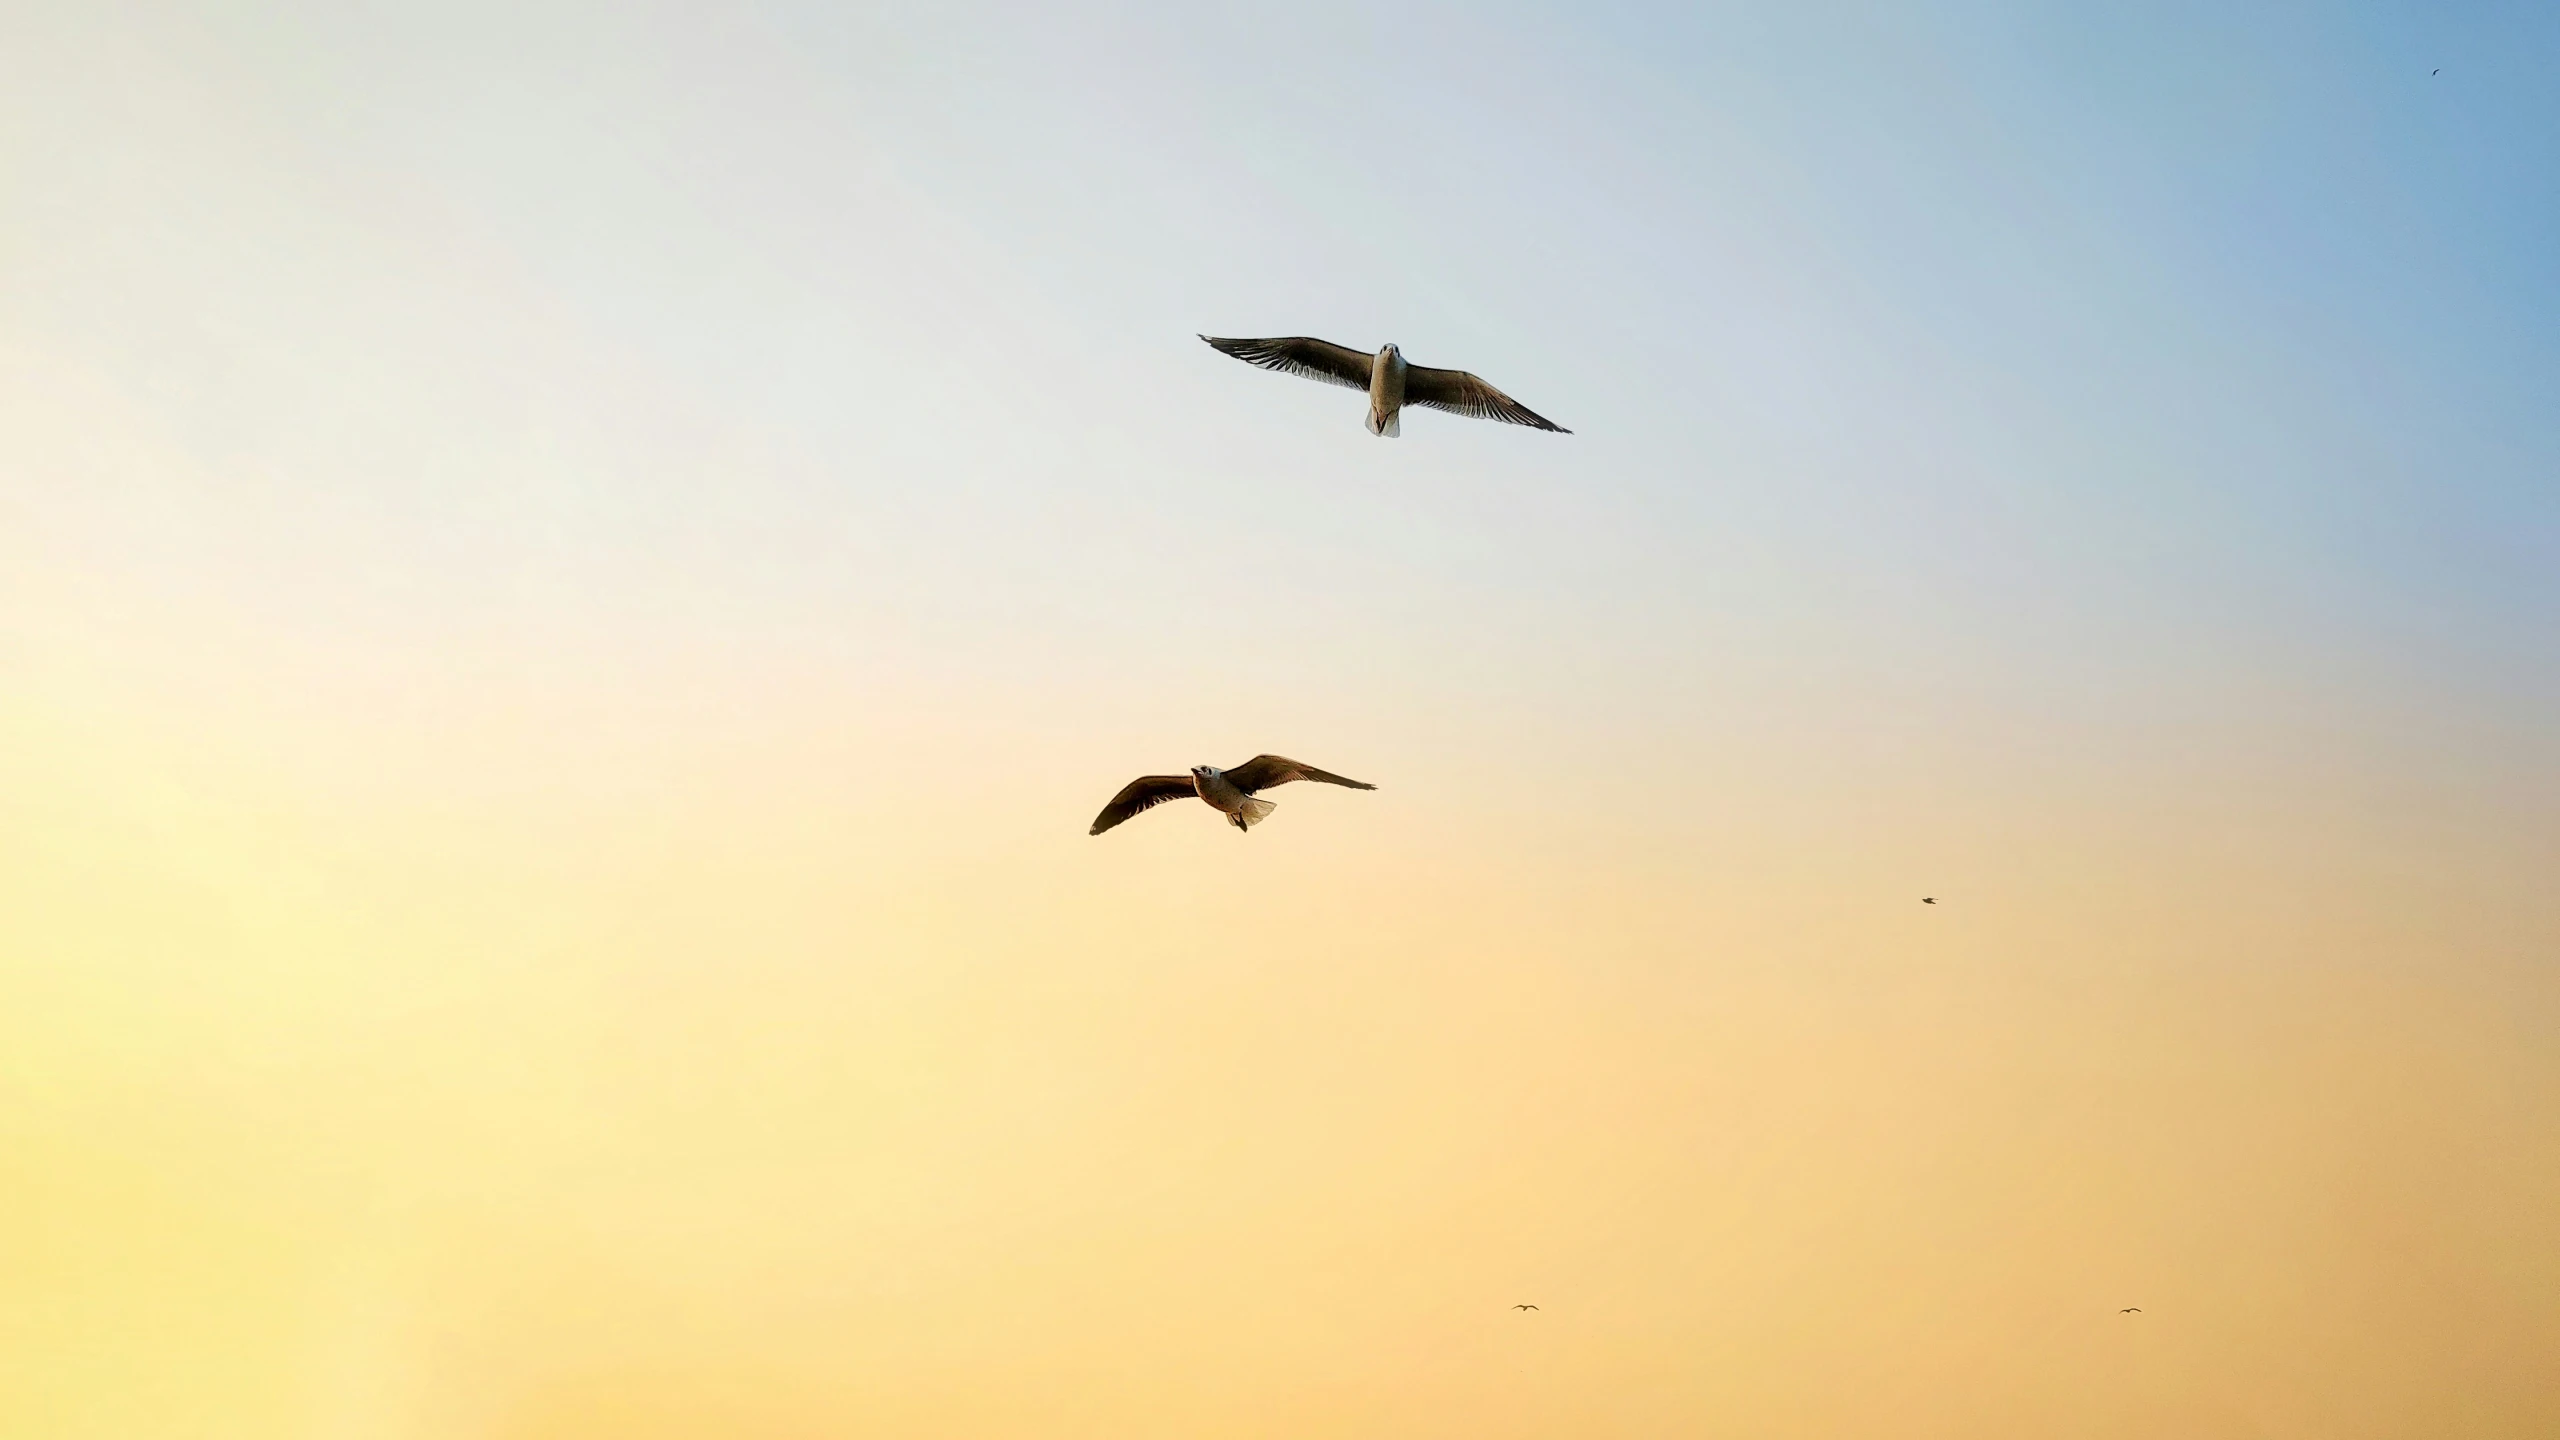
[2121, 1307, 2142, 1313]
[1514, 1304, 1539, 1311]
[1922, 897, 1936, 904]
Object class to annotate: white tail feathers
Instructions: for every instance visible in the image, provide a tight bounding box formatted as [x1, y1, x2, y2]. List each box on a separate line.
[1367, 406, 1401, 437]
[1231, 796, 1278, 829]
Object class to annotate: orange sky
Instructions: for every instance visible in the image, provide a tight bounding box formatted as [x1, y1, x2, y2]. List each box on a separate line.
[8, 557, 2554, 1436]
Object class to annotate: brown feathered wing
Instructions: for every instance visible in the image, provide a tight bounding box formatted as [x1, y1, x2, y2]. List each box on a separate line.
[1089, 775, 1201, 835]
[1402, 364, 1569, 432]
[1200, 335, 1376, 391]
[1223, 755, 1376, 795]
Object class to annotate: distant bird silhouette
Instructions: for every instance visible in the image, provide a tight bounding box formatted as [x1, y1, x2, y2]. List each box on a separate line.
[1201, 335, 1570, 436]
[1089, 755, 1375, 835]
[1922, 897, 1937, 904]
[2120, 1307, 2141, 1313]
[2432, 68, 2440, 75]
[1514, 1304, 1539, 1311]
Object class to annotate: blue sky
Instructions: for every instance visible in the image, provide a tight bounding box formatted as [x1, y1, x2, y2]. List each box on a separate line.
[15, 1, 2549, 725]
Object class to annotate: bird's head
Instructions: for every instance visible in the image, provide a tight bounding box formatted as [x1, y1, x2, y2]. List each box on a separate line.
[1380, 342, 1400, 359]
[1191, 765, 1213, 781]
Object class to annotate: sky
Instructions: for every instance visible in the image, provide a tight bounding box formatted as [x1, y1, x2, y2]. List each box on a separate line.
[3, 1, 2557, 1436]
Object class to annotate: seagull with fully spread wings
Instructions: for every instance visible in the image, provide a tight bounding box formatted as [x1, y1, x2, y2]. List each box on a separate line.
[1201, 335, 1569, 437]
[1089, 755, 1376, 836]
[1514, 1304, 1539, 1311]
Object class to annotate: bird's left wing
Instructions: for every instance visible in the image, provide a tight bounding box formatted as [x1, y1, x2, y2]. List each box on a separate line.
[1225, 755, 1376, 795]
[1402, 364, 1570, 432]
[1089, 775, 1199, 835]
[1200, 335, 1376, 391]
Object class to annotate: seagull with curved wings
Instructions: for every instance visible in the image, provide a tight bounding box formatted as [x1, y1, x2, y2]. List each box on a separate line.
[1089, 755, 1376, 836]
[1201, 335, 1569, 437]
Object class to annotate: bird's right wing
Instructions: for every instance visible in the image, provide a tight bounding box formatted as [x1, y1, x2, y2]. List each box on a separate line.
[1224, 755, 1376, 795]
[1089, 775, 1199, 835]
[1200, 335, 1375, 391]
[1401, 364, 1570, 432]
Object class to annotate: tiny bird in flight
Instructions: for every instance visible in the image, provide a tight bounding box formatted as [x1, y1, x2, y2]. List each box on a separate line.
[2121, 1307, 2141, 1313]
[1089, 755, 1375, 835]
[1922, 897, 1937, 904]
[1514, 1304, 1539, 1311]
[1201, 335, 1570, 437]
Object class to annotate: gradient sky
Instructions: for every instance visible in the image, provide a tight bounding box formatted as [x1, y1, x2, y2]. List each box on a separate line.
[5, 3, 2558, 1437]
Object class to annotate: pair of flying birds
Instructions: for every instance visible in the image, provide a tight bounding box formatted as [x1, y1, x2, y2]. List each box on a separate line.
[1089, 334, 1565, 838]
